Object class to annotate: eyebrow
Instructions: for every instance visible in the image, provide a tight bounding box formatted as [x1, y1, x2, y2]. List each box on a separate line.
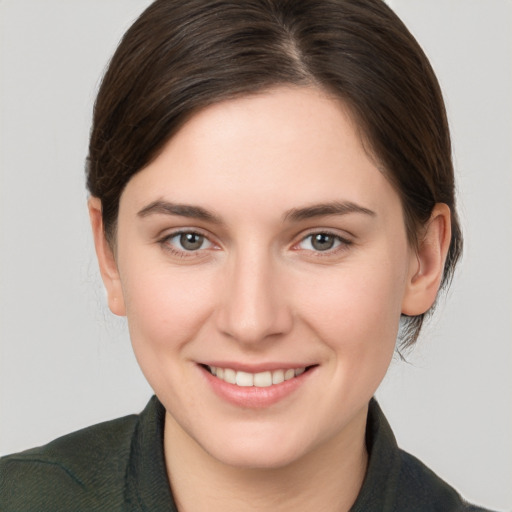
[137, 199, 376, 224]
[283, 201, 376, 222]
[137, 200, 223, 224]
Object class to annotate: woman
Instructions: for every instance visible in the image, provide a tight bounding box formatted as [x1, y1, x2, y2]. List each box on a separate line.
[0, 1, 499, 510]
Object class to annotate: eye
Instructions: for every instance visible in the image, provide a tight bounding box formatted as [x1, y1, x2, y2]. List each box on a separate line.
[297, 232, 350, 252]
[164, 231, 214, 252]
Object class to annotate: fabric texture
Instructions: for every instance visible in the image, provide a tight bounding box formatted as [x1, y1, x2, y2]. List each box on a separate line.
[0, 396, 495, 511]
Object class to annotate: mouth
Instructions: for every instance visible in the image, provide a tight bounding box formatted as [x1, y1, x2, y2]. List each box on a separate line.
[202, 364, 314, 388]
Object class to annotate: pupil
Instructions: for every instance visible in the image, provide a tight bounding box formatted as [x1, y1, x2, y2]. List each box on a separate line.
[180, 233, 203, 250]
[312, 233, 334, 251]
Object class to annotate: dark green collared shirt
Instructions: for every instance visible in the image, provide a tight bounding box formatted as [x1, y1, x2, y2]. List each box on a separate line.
[0, 397, 494, 511]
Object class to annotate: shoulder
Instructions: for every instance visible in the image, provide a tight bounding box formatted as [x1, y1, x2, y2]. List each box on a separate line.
[395, 449, 494, 512]
[0, 413, 139, 511]
[356, 399, 496, 512]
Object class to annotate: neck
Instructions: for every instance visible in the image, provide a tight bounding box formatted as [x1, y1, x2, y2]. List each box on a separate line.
[163, 406, 369, 512]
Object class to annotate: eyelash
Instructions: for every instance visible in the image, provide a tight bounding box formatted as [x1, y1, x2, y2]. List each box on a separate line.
[159, 230, 215, 258]
[158, 229, 353, 259]
[294, 231, 353, 256]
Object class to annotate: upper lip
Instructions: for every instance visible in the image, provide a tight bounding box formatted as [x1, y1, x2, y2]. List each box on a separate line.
[199, 362, 316, 373]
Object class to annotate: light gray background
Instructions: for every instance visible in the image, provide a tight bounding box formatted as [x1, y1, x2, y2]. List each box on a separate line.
[0, 1, 511, 510]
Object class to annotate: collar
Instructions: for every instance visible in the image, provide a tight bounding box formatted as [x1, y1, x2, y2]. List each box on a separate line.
[125, 396, 466, 512]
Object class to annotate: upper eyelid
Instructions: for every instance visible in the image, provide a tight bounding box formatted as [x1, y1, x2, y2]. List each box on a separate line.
[292, 233, 353, 261]
[159, 228, 221, 254]
[296, 229, 353, 243]
[157, 227, 353, 248]
[157, 231, 214, 260]
[158, 227, 214, 241]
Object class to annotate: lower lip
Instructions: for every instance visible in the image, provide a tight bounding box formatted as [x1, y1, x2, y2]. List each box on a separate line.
[200, 366, 315, 408]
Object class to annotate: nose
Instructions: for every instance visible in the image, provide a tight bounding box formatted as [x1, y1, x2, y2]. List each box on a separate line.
[216, 249, 293, 346]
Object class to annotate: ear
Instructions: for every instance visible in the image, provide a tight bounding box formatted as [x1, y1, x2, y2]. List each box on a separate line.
[402, 203, 452, 316]
[88, 197, 126, 316]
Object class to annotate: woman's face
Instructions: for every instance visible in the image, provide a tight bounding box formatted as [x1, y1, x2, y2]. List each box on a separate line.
[109, 86, 419, 468]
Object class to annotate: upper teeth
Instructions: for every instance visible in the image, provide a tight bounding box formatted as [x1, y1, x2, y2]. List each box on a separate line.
[208, 366, 306, 387]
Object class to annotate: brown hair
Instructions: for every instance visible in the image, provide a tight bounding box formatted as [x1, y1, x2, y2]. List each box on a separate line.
[86, 0, 462, 348]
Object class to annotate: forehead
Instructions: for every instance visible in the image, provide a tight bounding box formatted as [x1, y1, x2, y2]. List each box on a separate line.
[122, 86, 400, 221]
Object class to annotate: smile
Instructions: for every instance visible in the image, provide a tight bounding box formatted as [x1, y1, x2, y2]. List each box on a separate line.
[206, 365, 307, 387]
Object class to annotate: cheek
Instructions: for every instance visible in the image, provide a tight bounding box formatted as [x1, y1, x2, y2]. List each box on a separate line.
[301, 261, 405, 335]
[119, 264, 217, 365]
[294, 248, 409, 379]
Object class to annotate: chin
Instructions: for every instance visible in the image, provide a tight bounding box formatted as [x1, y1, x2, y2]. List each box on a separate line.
[194, 420, 324, 470]
[207, 439, 307, 470]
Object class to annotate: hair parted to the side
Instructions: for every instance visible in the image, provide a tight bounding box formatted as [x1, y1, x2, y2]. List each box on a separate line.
[86, 0, 462, 349]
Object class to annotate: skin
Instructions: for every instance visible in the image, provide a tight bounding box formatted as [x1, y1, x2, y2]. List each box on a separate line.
[90, 86, 451, 512]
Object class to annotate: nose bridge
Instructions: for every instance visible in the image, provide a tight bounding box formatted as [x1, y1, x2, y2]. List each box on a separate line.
[217, 243, 291, 344]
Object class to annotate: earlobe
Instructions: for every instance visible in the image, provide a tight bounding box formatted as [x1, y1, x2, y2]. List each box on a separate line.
[401, 203, 452, 316]
[88, 197, 126, 316]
